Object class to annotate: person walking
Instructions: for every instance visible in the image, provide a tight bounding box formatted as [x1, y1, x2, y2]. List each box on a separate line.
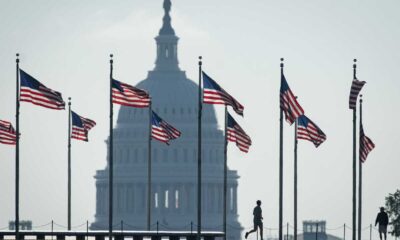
[375, 207, 389, 240]
[245, 200, 263, 240]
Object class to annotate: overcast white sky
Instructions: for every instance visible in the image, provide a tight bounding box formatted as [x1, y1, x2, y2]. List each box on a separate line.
[0, 0, 399, 238]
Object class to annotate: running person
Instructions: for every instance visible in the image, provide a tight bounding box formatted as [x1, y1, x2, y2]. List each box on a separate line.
[245, 200, 263, 240]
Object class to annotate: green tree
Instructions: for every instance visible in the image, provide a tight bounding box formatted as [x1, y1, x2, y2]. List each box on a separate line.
[385, 189, 400, 237]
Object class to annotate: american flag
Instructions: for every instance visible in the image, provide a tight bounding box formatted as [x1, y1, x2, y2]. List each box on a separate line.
[280, 74, 304, 125]
[349, 79, 366, 109]
[151, 111, 181, 144]
[297, 115, 326, 148]
[0, 120, 17, 145]
[202, 72, 244, 116]
[71, 111, 96, 142]
[227, 113, 252, 153]
[359, 123, 375, 163]
[20, 69, 65, 110]
[112, 79, 150, 108]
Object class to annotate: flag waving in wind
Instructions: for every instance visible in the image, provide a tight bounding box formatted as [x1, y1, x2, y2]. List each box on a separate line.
[202, 72, 244, 116]
[151, 111, 181, 145]
[227, 113, 252, 153]
[20, 69, 65, 110]
[0, 120, 17, 145]
[349, 79, 366, 109]
[297, 115, 326, 148]
[112, 79, 150, 108]
[71, 111, 96, 142]
[280, 74, 304, 125]
[359, 123, 375, 162]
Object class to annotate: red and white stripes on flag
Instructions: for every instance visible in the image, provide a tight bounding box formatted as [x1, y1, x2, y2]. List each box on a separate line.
[151, 111, 181, 145]
[297, 115, 326, 148]
[280, 74, 304, 125]
[71, 111, 96, 142]
[20, 69, 65, 110]
[359, 123, 375, 163]
[0, 120, 17, 145]
[349, 79, 366, 109]
[112, 79, 150, 108]
[227, 113, 252, 153]
[202, 72, 244, 116]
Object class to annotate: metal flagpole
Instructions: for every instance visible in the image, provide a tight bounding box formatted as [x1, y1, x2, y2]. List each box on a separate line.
[279, 58, 284, 240]
[223, 105, 228, 240]
[294, 117, 298, 240]
[68, 97, 72, 231]
[197, 56, 203, 240]
[369, 224, 372, 240]
[147, 100, 152, 231]
[15, 53, 20, 240]
[109, 54, 114, 240]
[358, 95, 363, 240]
[287, 222, 289, 240]
[352, 59, 357, 240]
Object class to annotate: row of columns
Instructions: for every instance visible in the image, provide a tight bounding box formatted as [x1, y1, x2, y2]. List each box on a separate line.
[96, 183, 238, 216]
[111, 148, 225, 165]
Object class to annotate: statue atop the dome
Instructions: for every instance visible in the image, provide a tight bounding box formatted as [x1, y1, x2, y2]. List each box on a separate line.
[159, 0, 175, 35]
[163, 0, 171, 13]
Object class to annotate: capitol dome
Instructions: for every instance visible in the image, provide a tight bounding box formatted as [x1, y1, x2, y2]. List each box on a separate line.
[92, 1, 242, 239]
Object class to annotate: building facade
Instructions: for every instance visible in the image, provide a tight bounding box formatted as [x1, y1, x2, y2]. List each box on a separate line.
[300, 221, 341, 240]
[92, 1, 242, 239]
[303, 221, 328, 240]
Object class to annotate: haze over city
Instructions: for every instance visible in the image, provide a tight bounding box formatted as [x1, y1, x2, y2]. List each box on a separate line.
[0, 0, 399, 238]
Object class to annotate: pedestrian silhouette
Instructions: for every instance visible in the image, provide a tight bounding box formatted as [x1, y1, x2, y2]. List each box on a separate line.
[375, 207, 389, 240]
[245, 200, 263, 240]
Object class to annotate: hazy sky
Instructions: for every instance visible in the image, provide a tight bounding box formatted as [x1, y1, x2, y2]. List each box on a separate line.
[0, 0, 399, 237]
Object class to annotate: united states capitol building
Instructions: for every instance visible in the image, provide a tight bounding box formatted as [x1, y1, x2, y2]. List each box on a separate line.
[91, 1, 242, 239]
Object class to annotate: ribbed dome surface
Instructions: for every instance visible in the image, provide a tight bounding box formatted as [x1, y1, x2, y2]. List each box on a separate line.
[112, 68, 223, 173]
[116, 70, 218, 128]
